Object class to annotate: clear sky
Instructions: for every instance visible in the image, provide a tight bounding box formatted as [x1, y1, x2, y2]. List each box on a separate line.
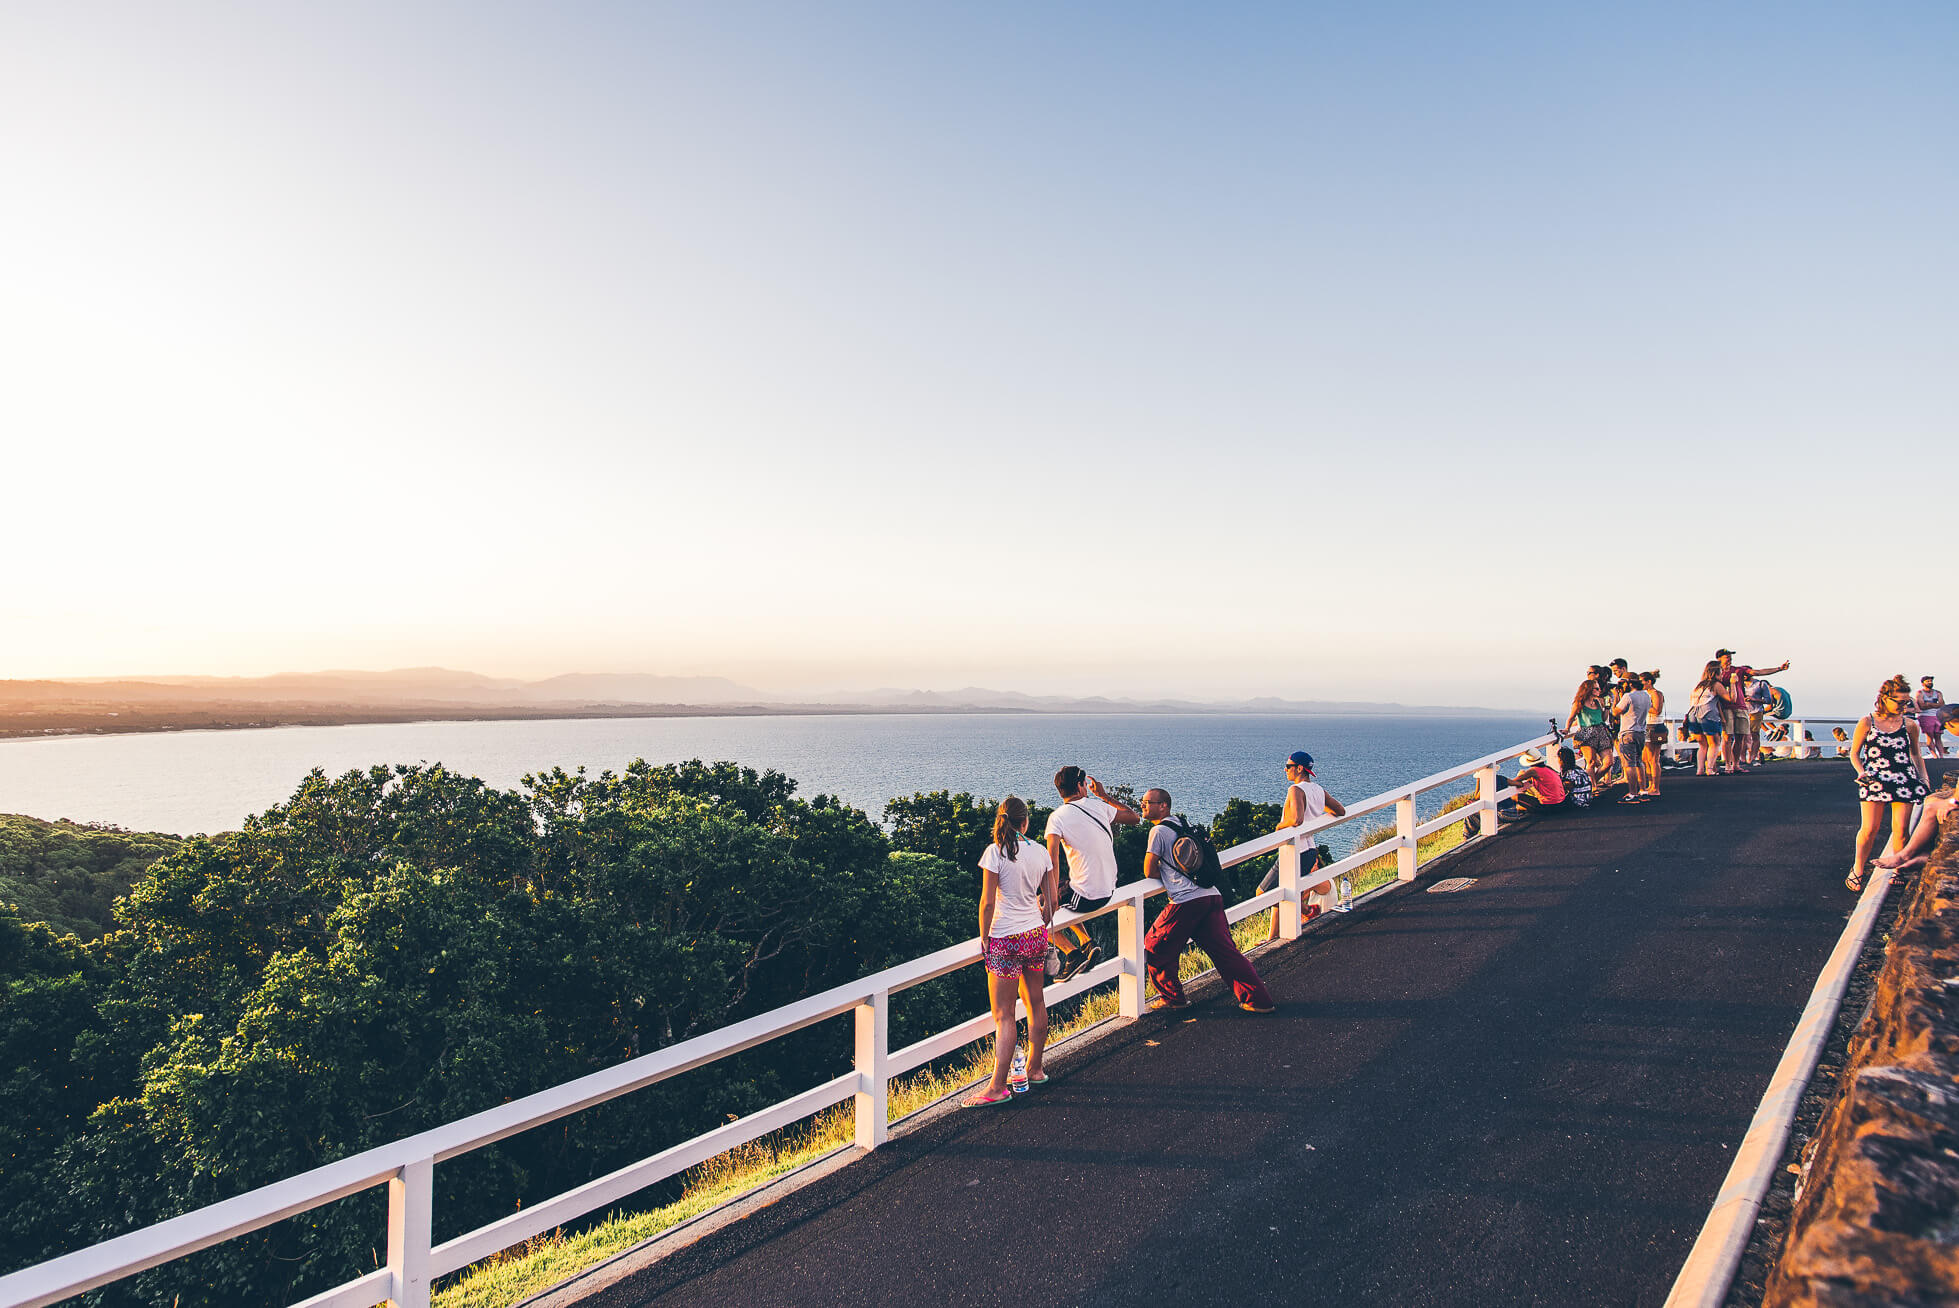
[4, 2, 1954, 713]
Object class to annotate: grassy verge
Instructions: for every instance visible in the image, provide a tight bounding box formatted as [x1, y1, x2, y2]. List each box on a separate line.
[434, 805, 1482, 1307]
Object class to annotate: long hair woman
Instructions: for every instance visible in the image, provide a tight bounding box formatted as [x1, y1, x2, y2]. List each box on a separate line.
[1640, 671, 1667, 795]
[1847, 675, 1931, 892]
[1686, 661, 1727, 776]
[965, 796, 1055, 1105]
[1566, 667, 1613, 786]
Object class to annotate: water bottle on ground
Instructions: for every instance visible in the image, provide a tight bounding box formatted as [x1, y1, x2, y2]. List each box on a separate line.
[1009, 1046, 1029, 1094]
[1335, 877, 1354, 912]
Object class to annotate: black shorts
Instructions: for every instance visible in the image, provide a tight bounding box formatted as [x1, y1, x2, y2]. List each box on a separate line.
[1059, 886, 1111, 915]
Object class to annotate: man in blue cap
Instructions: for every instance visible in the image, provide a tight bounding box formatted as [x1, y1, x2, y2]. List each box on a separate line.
[1258, 751, 1347, 944]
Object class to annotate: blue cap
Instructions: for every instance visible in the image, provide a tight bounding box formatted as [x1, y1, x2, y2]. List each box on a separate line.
[1286, 750, 1314, 770]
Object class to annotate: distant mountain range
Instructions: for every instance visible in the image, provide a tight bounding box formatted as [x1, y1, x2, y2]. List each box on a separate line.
[1, 668, 1525, 717]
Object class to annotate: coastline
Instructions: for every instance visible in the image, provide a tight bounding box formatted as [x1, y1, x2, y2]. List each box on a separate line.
[0, 700, 1535, 742]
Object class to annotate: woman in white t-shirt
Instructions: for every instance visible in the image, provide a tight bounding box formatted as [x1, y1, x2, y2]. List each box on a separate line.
[965, 796, 1056, 1106]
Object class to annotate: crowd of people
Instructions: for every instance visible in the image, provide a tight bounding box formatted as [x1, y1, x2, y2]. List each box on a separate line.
[966, 761, 1300, 1105]
[963, 652, 1953, 1107]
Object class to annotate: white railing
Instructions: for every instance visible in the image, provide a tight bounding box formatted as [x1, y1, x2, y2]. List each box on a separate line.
[1658, 716, 1949, 761]
[0, 733, 1553, 1308]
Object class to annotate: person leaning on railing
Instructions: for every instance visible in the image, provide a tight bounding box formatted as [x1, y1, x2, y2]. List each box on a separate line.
[965, 796, 1055, 1107]
[1138, 788, 1275, 1014]
[1259, 751, 1347, 943]
[1043, 765, 1139, 982]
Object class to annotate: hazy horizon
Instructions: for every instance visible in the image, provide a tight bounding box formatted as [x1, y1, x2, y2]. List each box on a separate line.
[5, 3, 1952, 718]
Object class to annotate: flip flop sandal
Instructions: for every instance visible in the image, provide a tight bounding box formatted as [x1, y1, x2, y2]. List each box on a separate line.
[1845, 866, 1865, 892]
[962, 1088, 1015, 1108]
[1027, 1072, 1050, 1086]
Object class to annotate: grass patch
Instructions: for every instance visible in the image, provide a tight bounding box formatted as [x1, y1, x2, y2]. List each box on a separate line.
[434, 815, 1482, 1307]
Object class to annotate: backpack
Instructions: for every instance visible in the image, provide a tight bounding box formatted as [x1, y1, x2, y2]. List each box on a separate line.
[1770, 686, 1793, 718]
[1160, 815, 1221, 888]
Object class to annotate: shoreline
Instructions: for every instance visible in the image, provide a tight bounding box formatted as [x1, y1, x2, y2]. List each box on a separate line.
[0, 700, 1540, 742]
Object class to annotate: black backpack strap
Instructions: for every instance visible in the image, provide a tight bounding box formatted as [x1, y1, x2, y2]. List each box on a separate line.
[1065, 800, 1112, 839]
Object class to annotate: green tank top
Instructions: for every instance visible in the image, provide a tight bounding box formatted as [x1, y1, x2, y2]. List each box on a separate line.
[1575, 705, 1605, 728]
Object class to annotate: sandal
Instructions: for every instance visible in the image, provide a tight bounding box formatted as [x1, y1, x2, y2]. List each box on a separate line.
[1845, 865, 1865, 893]
[1027, 1072, 1049, 1085]
[962, 1088, 1014, 1108]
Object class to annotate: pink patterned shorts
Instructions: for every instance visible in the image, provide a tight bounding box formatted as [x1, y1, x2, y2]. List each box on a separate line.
[983, 926, 1048, 976]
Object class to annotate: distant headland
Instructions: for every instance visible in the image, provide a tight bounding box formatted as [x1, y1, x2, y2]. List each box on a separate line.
[0, 668, 1531, 739]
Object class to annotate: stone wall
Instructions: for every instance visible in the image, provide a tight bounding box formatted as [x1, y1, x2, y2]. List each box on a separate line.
[1763, 817, 1959, 1305]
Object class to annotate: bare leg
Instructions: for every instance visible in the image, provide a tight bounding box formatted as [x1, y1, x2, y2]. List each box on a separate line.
[1618, 742, 1646, 798]
[977, 970, 1020, 1097]
[1876, 793, 1954, 869]
[1019, 965, 1047, 1078]
[1851, 799, 1886, 882]
[1644, 739, 1662, 794]
[1886, 802, 1915, 859]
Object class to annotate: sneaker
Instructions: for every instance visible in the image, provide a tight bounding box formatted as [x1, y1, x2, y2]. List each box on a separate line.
[1044, 945, 1062, 979]
[1148, 995, 1189, 1012]
[1238, 1000, 1276, 1014]
[1055, 944, 1100, 983]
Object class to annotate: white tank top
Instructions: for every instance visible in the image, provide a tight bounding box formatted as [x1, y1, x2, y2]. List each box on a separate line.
[1289, 780, 1328, 825]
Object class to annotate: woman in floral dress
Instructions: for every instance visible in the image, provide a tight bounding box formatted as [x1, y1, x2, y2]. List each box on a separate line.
[1847, 675, 1931, 891]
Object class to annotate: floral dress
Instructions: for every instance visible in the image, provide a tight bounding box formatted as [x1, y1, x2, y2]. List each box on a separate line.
[1855, 716, 1929, 803]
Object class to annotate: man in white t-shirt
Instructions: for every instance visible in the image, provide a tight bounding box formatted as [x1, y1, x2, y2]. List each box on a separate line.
[1044, 764, 1140, 982]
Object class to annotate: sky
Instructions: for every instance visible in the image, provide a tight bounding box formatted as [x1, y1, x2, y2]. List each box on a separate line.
[3, 2, 1954, 714]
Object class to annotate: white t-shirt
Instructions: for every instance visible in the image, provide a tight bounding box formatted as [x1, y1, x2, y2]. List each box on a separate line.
[978, 838, 1052, 937]
[1044, 795, 1120, 900]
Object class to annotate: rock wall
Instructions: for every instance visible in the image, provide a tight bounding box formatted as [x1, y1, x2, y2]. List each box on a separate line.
[1763, 817, 1959, 1306]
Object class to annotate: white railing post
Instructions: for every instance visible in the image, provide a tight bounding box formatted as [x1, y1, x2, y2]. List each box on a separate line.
[1667, 718, 1682, 762]
[1117, 896, 1147, 1017]
[1395, 794, 1418, 882]
[1276, 838, 1302, 939]
[386, 1157, 433, 1308]
[1475, 765, 1499, 838]
[853, 990, 889, 1150]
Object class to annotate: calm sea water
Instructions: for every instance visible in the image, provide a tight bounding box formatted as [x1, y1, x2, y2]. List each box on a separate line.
[0, 712, 1550, 853]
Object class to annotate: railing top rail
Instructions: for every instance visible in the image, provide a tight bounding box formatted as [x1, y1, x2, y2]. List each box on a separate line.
[1218, 732, 1554, 867]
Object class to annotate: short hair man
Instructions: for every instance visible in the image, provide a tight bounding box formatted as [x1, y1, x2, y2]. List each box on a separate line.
[1043, 765, 1140, 982]
[1140, 789, 1275, 1013]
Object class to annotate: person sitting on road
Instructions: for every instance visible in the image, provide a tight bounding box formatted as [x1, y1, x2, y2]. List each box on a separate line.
[1259, 751, 1347, 943]
[1874, 788, 1957, 873]
[1496, 749, 1566, 816]
[1558, 746, 1593, 809]
[965, 797, 1054, 1107]
[1043, 765, 1139, 982]
[1139, 788, 1275, 1014]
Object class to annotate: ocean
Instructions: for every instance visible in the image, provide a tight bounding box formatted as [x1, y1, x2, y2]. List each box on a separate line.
[0, 711, 1551, 853]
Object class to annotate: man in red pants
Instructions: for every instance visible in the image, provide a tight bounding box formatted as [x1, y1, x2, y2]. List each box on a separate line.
[1139, 788, 1276, 1014]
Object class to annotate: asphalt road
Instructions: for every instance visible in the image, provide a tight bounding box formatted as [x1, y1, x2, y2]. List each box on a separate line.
[574, 762, 1901, 1308]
